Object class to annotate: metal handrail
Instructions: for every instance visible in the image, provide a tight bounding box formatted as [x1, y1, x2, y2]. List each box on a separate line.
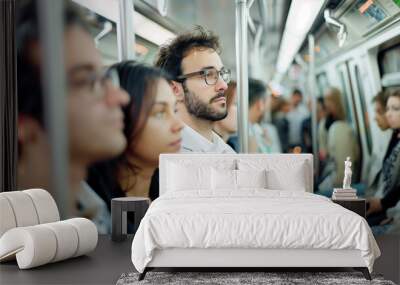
[37, 0, 70, 218]
[117, 0, 136, 60]
[308, 34, 319, 177]
[235, 0, 249, 153]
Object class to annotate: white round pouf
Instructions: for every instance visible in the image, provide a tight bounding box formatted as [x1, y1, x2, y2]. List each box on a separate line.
[0, 196, 17, 237]
[23, 189, 60, 223]
[42, 221, 79, 262]
[64, 218, 98, 257]
[0, 191, 39, 227]
[0, 226, 57, 269]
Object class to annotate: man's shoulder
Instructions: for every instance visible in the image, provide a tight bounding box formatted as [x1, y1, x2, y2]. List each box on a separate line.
[180, 124, 235, 154]
[180, 125, 207, 152]
[212, 132, 236, 153]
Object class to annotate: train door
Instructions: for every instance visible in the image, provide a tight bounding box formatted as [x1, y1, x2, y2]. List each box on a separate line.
[336, 62, 363, 182]
[348, 59, 373, 179]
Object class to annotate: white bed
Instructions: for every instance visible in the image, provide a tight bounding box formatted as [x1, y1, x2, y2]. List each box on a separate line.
[131, 154, 380, 280]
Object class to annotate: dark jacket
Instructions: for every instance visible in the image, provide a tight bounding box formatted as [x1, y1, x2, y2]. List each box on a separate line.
[87, 163, 159, 211]
[381, 130, 400, 211]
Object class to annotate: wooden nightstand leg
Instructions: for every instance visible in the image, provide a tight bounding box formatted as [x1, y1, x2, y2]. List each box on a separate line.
[138, 267, 153, 281]
[138, 268, 148, 281]
[354, 267, 371, 280]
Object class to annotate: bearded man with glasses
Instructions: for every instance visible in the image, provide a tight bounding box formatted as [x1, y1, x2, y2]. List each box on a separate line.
[155, 26, 235, 153]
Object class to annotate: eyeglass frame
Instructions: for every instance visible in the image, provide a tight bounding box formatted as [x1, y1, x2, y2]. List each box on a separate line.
[175, 67, 231, 86]
[68, 67, 120, 98]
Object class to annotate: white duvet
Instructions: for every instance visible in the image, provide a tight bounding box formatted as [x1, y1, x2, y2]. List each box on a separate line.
[131, 190, 380, 273]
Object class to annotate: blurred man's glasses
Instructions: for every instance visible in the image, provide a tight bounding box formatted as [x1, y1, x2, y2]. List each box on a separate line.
[176, 67, 231, 86]
[69, 68, 120, 98]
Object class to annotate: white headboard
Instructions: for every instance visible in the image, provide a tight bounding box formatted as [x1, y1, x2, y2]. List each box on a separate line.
[159, 154, 313, 195]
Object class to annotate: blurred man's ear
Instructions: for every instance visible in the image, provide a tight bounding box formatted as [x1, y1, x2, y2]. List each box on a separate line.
[17, 115, 44, 146]
[170, 81, 185, 102]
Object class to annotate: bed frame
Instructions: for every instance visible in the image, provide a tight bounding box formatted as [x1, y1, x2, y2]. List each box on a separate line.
[140, 248, 371, 280]
[139, 154, 371, 280]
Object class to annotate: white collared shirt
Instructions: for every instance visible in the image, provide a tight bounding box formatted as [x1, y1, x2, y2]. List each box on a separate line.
[180, 124, 236, 153]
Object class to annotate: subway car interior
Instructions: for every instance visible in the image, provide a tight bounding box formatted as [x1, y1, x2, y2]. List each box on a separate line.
[1, 0, 400, 284]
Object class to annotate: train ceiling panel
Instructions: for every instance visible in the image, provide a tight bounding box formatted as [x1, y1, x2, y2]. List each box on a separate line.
[304, 0, 400, 65]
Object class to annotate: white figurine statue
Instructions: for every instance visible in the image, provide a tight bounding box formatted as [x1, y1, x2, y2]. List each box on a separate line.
[343, 157, 352, 189]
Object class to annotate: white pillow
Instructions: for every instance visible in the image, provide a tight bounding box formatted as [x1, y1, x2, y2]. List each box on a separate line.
[211, 169, 267, 190]
[237, 158, 309, 191]
[211, 168, 237, 190]
[266, 167, 306, 191]
[166, 158, 236, 170]
[167, 163, 211, 191]
[236, 169, 267, 189]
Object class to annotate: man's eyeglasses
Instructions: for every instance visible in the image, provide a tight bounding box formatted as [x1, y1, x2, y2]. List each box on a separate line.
[69, 68, 120, 98]
[176, 67, 231, 86]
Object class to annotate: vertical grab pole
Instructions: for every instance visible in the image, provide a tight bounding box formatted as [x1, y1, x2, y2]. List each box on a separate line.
[308, 34, 319, 179]
[37, 0, 70, 218]
[117, 0, 136, 61]
[235, 0, 249, 153]
[0, 0, 18, 192]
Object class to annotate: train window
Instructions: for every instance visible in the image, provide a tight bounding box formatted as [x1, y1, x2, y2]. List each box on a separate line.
[86, 17, 118, 65]
[354, 65, 373, 154]
[378, 43, 400, 87]
[134, 38, 159, 64]
[80, 7, 169, 65]
[89, 23, 158, 65]
[379, 43, 400, 74]
[316, 72, 329, 96]
[338, 70, 355, 124]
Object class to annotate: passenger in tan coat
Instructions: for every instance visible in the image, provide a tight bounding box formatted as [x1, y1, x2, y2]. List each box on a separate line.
[317, 87, 360, 196]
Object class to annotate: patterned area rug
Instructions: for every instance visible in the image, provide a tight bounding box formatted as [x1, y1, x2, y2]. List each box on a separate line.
[117, 271, 395, 285]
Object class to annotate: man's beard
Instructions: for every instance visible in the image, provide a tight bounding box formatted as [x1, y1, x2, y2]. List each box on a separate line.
[183, 84, 228, 121]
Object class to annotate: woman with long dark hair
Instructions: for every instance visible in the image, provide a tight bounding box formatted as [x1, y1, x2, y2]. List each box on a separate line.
[87, 61, 183, 212]
[367, 89, 400, 234]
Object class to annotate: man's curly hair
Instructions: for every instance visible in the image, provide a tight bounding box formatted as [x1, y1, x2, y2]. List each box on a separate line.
[154, 26, 220, 80]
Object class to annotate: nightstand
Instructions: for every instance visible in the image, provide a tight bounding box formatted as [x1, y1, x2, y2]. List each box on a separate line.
[332, 198, 366, 218]
[111, 197, 150, 242]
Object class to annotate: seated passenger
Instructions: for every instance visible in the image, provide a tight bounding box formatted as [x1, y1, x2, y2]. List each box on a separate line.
[87, 61, 183, 209]
[367, 89, 400, 235]
[16, 1, 129, 233]
[260, 121, 282, 153]
[300, 97, 326, 154]
[317, 87, 360, 196]
[318, 98, 329, 168]
[286, 89, 309, 150]
[248, 79, 278, 153]
[155, 26, 235, 153]
[271, 97, 290, 153]
[213, 81, 239, 152]
[365, 90, 391, 198]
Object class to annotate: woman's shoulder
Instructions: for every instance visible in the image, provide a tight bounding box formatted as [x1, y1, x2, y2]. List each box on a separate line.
[327, 120, 357, 149]
[328, 120, 353, 135]
[331, 120, 350, 128]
